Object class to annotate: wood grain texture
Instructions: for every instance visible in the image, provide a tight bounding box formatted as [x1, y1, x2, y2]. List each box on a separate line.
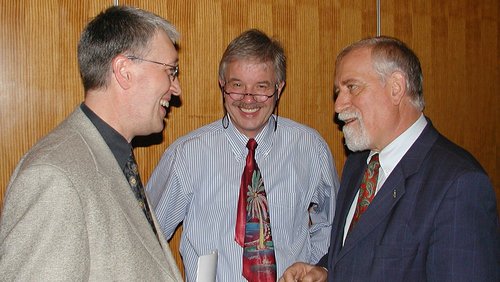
[1, 0, 498, 278]
[382, 0, 499, 211]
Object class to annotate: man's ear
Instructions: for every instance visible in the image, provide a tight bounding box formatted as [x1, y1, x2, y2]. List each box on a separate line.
[276, 81, 285, 99]
[390, 71, 406, 105]
[112, 55, 132, 90]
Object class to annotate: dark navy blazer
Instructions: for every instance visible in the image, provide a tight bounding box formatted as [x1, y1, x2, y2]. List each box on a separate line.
[318, 119, 500, 281]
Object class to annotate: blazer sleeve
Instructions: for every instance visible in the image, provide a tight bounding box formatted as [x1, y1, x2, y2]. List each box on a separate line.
[0, 164, 90, 280]
[316, 253, 329, 269]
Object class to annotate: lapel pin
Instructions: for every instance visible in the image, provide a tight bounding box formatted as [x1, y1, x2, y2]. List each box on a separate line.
[393, 189, 397, 199]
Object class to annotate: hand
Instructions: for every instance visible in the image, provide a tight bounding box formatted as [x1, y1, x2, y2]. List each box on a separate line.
[279, 262, 327, 282]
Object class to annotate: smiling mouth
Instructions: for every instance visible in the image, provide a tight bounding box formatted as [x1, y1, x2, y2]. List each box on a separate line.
[343, 118, 356, 126]
[338, 111, 358, 127]
[240, 107, 259, 113]
[160, 100, 170, 108]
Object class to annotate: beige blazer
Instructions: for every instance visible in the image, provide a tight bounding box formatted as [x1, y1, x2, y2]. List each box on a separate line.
[0, 107, 183, 281]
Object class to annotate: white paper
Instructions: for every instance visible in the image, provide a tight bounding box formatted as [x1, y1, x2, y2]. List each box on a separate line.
[196, 250, 218, 282]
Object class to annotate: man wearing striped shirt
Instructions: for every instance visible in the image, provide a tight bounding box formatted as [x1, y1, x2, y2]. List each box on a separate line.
[146, 29, 339, 282]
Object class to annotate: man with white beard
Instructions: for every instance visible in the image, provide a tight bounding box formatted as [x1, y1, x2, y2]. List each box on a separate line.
[280, 36, 499, 282]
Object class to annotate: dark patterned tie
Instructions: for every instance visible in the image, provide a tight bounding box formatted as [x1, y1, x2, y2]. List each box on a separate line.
[349, 154, 380, 232]
[124, 152, 158, 238]
[235, 139, 277, 282]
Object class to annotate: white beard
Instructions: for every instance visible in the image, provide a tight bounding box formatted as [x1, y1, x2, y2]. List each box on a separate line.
[338, 111, 371, 152]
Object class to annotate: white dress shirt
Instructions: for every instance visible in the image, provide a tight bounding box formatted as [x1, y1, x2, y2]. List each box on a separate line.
[147, 116, 340, 281]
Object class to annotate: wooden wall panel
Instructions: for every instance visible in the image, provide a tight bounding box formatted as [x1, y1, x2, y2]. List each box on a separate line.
[1, 0, 498, 278]
[382, 0, 499, 213]
[0, 0, 109, 200]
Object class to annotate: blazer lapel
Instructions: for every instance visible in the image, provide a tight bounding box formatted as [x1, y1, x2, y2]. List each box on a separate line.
[70, 108, 178, 279]
[339, 165, 407, 259]
[148, 198, 184, 281]
[334, 120, 439, 263]
[328, 153, 368, 261]
[106, 175, 178, 277]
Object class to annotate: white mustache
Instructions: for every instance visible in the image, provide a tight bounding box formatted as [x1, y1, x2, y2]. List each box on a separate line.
[338, 111, 360, 122]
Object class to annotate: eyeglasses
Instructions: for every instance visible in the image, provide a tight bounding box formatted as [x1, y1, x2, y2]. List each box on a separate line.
[222, 84, 278, 102]
[126, 55, 179, 81]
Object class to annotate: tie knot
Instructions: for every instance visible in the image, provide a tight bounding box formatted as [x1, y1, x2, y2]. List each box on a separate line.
[368, 154, 380, 172]
[246, 138, 257, 152]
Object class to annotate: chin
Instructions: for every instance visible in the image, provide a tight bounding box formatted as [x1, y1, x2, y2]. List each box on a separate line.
[343, 130, 370, 152]
[345, 141, 369, 152]
[155, 124, 165, 133]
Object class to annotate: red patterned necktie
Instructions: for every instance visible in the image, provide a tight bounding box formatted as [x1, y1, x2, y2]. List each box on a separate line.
[349, 153, 380, 232]
[235, 138, 277, 282]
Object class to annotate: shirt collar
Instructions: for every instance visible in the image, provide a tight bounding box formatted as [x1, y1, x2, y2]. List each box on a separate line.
[369, 114, 427, 176]
[80, 103, 132, 170]
[224, 115, 276, 161]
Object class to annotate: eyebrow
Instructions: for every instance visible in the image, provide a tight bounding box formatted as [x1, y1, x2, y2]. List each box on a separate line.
[339, 78, 359, 86]
[333, 79, 350, 91]
[225, 79, 272, 85]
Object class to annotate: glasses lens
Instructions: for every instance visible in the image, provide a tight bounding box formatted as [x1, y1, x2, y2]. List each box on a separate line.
[254, 94, 269, 102]
[167, 66, 176, 81]
[229, 93, 244, 100]
[223, 84, 276, 102]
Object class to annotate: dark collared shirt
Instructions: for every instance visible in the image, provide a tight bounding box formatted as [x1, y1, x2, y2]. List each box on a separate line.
[80, 103, 131, 172]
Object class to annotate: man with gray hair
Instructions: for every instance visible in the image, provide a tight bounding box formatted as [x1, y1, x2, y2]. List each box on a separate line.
[0, 5, 182, 280]
[147, 29, 339, 281]
[281, 36, 499, 281]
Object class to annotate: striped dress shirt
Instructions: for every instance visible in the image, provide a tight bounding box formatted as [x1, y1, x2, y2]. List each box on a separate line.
[146, 116, 339, 282]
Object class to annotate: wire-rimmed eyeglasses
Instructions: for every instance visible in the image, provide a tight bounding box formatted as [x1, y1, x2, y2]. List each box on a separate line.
[126, 55, 179, 81]
[222, 84, 278, 102]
